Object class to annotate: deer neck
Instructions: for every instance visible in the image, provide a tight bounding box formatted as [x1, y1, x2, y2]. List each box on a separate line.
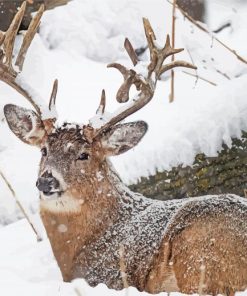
[39, 159, 134, 281]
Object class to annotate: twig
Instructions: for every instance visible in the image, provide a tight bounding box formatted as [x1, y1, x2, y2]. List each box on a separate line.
[169, 0, 176, 103]
[186, 46, 199, 87]
[215, 69, 231, 80]
[167, 0, 247, 65]
[0, 169, 42, 241]
[213, 22, 231, 34]
[182, 71, 217, 86]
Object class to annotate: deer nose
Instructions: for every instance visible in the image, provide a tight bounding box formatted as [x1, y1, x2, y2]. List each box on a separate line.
[36, 171, 60, 196]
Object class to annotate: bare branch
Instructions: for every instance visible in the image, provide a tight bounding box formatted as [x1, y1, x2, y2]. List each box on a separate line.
[213, 22, 231, 34]
[167, 0, 247, 65]
[182, 71, 217, 86]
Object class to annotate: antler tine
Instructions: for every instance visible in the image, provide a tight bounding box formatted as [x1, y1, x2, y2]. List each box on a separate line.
[143, 18, 156, 54]
[143, 18, 158, 76]
[94, 81, 152, 138]
[162, 35, 184, 59]
[3, 1, 26, 73]
[0, 2, 57, 124]
[115, 70, 137, 103]
[107, 63, 129, 77]
[0, 1, 43, 117]
[107, 63, 141, 103]
[160, 60, 197, 76]
[96, 89, 106, 116]
[16, 4, 44, 71]
[49, 79, 58, 111]
[124, 38, 139, 66]
[5, 77, 42, 116]
[143, 19, 193, 79]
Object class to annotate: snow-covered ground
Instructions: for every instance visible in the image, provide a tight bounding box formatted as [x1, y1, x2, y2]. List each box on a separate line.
[0, 217, 159, 296]
[1, 0, 247, 294]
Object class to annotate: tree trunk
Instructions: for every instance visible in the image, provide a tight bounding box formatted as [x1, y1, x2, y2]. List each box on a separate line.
[177, 0, 206, 21]
[130, 131, 247, 200]
[0, 0, 71, 31]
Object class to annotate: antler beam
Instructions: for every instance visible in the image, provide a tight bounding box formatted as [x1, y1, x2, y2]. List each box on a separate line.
[0, 1, 57, 128]
[93, 18, 197, 138]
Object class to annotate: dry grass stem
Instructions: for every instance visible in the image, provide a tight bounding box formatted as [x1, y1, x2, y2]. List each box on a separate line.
[169, 0, 176, 103]
[0, 169, 42, 241]
[182, 71, 217, 86]
[167, 0, 247, 65]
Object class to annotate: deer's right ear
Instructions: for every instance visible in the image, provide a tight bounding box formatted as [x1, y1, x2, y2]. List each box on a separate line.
[4, 104, 46, 147]
[100, 121, 148, 156]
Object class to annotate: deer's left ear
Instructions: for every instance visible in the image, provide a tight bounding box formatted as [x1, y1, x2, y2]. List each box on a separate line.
[101, 121, 148, 156]
[4, 104, 46, 147]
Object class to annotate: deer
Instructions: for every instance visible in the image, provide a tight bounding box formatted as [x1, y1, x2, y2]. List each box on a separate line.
[1, 3, 247, 296]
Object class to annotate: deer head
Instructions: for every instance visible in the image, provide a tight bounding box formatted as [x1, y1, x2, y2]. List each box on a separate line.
[4, 103, 148, 208]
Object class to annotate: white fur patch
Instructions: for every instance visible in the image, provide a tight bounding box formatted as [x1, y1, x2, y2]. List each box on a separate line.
[40, 194, 82, 214]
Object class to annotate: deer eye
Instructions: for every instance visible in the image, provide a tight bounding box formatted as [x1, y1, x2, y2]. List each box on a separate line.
[41, 147, 47, 157]
[78, 152, 89, 161]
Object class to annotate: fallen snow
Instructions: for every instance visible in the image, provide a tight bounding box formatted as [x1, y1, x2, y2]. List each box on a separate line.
[0, 217, 172, 295]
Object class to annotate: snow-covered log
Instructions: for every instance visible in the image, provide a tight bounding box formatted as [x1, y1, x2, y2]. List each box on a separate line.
[130, 131, 247, 200]
[0, 0, 71, 31]
[177, 0, 205, 21]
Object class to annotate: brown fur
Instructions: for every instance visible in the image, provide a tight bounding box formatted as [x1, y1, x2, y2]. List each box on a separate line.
[146, 198, 247, 295]
[40, 163, 121, 281]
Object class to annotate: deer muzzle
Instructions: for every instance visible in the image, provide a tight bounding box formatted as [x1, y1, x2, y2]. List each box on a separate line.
[36, 171, 61, 197]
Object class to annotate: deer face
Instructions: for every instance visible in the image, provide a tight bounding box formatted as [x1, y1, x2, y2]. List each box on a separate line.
[4, 104, 147, 206]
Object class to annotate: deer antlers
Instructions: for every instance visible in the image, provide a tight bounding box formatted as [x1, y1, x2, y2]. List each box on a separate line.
[0, 1, 57, 132]
[1, 4, 196, 140]
[93, 18, 197, 138]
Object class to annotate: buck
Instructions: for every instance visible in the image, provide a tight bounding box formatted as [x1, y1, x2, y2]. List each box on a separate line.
[2, 3, 247, 295]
